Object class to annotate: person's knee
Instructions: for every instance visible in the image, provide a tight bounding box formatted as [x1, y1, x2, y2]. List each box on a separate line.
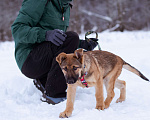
[65, 31, 79, 38]
[65, 31, 79, 44]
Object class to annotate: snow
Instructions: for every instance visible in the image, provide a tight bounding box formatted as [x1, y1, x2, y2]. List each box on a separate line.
[0, 31, 150, 120]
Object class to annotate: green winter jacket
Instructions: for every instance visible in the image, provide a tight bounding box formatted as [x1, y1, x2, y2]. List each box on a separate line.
[11, 0, 72, 70]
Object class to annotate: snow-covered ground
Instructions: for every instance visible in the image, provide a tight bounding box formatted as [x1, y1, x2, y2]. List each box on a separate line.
[0, 31, 150, 120]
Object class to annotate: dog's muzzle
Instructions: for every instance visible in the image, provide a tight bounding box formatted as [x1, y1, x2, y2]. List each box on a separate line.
[65, 74, 78, 84]
[67, 79, 75, 84]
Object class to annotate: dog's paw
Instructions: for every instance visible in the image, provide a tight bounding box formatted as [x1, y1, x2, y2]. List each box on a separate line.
[116, 98, 125, 103]
[95, 105, 105, 110]
[59, 111, 72, 118]
[104, 101, 111, 109]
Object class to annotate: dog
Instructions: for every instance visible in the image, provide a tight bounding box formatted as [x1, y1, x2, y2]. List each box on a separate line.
[56, 49, 149, 118]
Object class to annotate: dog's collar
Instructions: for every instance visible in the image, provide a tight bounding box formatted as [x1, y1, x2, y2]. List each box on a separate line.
[79, 72, 88, 88]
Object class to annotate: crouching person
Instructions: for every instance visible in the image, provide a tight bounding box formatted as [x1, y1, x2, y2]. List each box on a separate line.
[11, 0, 98, 104]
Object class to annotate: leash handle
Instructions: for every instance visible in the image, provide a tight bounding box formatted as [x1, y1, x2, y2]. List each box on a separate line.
[85, 31, 98, 41]
[85, 31, 101, 50]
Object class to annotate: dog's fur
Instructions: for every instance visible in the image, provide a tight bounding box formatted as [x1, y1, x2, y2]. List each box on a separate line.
[56, 49, 149, 118]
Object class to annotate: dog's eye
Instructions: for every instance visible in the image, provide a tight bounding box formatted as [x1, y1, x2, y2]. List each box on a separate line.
[73, 66, 78, 71]
[63, 67, 67, 71]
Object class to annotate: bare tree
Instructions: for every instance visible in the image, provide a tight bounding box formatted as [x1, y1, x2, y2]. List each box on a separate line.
[0, 0, 150, 41]
[0, 0, 22, 41]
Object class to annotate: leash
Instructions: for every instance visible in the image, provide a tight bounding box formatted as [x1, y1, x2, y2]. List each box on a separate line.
[85, 31, 101, 50]
[79, 31, 101, 87]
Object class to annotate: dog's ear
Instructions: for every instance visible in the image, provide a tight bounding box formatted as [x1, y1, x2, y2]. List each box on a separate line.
[56, 52, 67, 65]
[74, 49, 84, 64]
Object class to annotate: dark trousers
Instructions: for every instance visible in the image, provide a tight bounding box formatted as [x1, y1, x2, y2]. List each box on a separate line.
[21, 31, 79, 98]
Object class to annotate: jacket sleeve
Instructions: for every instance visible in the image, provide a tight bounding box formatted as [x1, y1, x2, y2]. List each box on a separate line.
[11, 0, 47, 44]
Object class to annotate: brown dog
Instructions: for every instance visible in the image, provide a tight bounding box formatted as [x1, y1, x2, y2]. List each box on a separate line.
[56, 49, 149, 118]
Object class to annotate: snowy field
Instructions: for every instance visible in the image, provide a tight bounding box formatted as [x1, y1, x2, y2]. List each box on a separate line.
[0, 31, 150, 120]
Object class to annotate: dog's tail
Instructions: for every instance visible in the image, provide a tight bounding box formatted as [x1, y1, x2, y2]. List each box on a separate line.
[123, 61, 149, 81]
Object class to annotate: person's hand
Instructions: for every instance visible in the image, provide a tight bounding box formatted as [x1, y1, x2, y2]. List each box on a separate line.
[46, 29, 67, 46]
[80, 38, 98, 51]
[87, 38, 98, 51]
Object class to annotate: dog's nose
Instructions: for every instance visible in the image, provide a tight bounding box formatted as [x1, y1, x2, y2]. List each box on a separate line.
[67, 79, 74, 84]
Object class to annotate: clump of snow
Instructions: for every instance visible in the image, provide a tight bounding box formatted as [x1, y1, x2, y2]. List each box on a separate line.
[0, 31, 150, 120]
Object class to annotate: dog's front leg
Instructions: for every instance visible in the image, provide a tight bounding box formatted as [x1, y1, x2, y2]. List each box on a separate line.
[59, 84, 77, 118]
[95, 77, 105, 110]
